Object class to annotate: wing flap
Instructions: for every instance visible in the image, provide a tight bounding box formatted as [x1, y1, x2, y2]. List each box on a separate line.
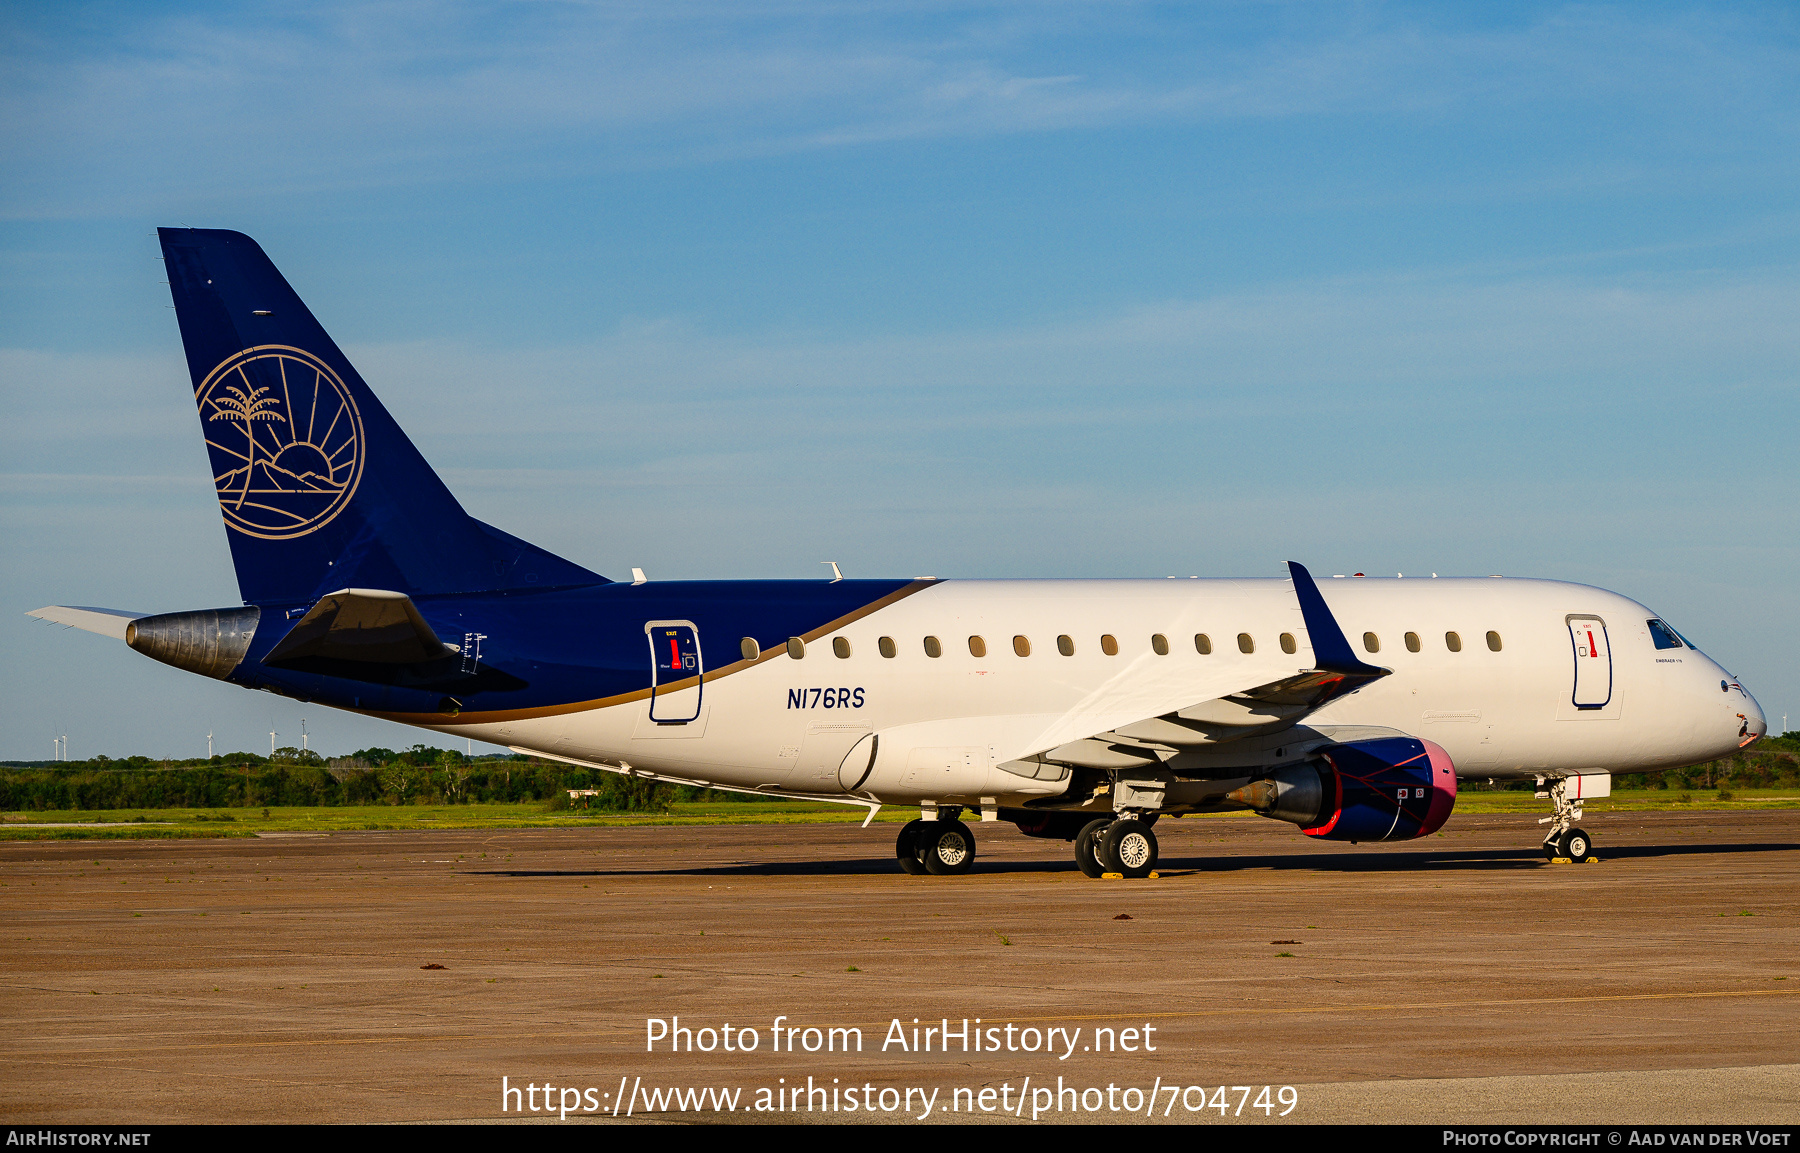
[1035, 562, 1392, 769]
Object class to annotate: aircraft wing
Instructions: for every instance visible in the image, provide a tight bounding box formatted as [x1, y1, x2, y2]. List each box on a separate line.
[26, 605, 146, 640]
[1018, 562, 1390, 773]
[263, 588, 455, 665]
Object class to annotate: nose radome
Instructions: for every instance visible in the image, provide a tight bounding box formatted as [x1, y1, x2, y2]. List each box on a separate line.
[1734, 679, 1767, 748]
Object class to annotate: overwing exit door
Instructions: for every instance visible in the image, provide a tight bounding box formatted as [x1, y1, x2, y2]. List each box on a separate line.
[1567, 615, 1612, 710]
[646, 621, 703, 723]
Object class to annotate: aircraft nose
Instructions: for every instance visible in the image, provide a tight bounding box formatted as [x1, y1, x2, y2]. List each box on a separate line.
[1734, 680, 1767, 748]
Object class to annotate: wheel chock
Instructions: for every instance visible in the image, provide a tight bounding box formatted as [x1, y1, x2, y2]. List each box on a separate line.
[1101, 872, 1124, 880]
[1550, 857, 1574, 864]
[1582, 856, 1601, 864]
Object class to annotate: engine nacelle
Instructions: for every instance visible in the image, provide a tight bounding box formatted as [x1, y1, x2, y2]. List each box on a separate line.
[1231, 736, 1457, 842]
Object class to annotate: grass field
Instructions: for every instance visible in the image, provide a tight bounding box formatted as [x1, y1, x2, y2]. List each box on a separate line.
[2, 789, 1796, 840]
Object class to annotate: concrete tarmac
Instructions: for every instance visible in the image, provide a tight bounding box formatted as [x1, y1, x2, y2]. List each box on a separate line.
[3, 807, 1796, 1125]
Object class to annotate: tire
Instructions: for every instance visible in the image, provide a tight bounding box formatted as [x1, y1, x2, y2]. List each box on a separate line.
[1074, 817, 1111, 878]
[1563, 827, 1593, 860]
[1542, 839, 1560, 861]
[896, 819, 927, 875]
[1100, 818, 1158, 879]
[919, 821, 975, 876]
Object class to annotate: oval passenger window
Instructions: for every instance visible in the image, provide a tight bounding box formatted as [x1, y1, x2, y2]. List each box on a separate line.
[1487, 630, 1503, 652]
[786, 637, 805, 659]
[1363, 632, 1380, 654]
[968, 635, 987, 658]
[1057, 634, 1075, 656]
[1100, 634, 1119, 656]
[1013, 635, 1031, 657]
[833, 637, 851, 659]
[1280, 632, 1296, 654]
[1445, 631, 1462, 652]
[740, 637, 760, 661]
[1151, 633, 1169, 655]
[1404, 632, 1420, 653]
[1195, 633, 1212, 655]
[878, 636, 897, 659]
[924, 636, 942, 658]
[1237, 633, 1254, 654]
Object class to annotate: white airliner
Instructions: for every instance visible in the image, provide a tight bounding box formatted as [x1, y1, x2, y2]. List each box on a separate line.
[30, 230, 1768, 878]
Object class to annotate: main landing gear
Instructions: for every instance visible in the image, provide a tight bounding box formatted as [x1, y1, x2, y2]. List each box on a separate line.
[1538, 776, 1594, 862]
[896, 809, 977, 876]
[1074, 815, 1159, 879]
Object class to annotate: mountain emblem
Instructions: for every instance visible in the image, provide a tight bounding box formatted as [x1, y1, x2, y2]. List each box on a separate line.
[195, 346, 364, 539]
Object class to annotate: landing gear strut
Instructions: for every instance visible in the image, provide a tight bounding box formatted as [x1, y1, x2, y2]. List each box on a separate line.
[897, 809, 976, 876]
[1072, 814, 1160, 878]
[1538, 776, 1594, 862]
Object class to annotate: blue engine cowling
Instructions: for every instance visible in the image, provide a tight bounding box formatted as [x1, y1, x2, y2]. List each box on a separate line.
[1232, 736, 1458, 842]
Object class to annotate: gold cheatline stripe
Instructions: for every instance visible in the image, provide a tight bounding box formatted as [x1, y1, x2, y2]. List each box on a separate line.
[365, 579, 940, 726]
[13, 986, 1794, 1058]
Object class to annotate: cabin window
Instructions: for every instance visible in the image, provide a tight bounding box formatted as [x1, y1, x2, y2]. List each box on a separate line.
[1057, 634, 1075, 656]
[1151, 633, 1169, 655]
[740, 637, 760, 661]
[1404, 632, 1420, 653]
[968, 635, 987, 658]
[1445, 631, 1462, 652]
[1013, 635, 1031, 657]
[1363, 632, 1380, 654]
[833, 636, 852, 659]
[1100, 634, 1119, 656]
[923, 636, 942, 658]
[1237, 633, 1254, 654]
[1647, 620, 1683, 650]
[1280, 632, 1297, 654]
[878, 636, 897, 658]
[786, 637, 805, 659]
[1195, 633, 1212, 655]
[1486, 630, 1503, 652]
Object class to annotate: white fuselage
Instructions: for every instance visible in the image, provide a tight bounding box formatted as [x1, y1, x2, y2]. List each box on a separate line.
[450, 577, 1762, 807]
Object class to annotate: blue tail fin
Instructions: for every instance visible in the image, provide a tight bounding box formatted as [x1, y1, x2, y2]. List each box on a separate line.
[159, 228, 606, 605]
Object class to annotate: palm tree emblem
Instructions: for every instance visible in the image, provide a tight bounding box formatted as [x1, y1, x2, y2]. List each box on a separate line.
[208, 383, 286, 510]
[195, 346, 365, 540]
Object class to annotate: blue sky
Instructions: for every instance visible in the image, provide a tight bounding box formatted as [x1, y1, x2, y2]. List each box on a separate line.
[3, 1, 1797, 759]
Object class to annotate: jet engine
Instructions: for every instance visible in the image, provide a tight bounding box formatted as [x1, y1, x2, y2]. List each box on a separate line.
[1230, 736, 1457, 842]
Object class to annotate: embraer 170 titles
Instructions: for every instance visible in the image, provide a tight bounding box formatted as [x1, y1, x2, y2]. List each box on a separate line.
[30, 230, 1768, 877]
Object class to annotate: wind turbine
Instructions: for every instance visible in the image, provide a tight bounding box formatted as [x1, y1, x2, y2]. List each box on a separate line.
[207, 731, 214, 759]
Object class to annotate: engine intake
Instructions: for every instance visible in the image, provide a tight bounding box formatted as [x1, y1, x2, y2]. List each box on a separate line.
[1230, 736, 1457, 842]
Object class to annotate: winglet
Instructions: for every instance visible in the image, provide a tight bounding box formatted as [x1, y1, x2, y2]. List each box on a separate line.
[1287, 561, 1386, 678]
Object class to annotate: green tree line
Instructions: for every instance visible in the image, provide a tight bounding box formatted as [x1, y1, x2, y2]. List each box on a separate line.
[0, 744, 776, 812]
[6, 737, 1795, 812]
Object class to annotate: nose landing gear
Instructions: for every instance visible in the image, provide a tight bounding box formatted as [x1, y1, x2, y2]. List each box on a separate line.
[1538, 776, 1598, 862]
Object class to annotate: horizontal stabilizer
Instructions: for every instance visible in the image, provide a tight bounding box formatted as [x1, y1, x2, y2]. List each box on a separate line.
[27, 605, 145, 640]
[263, 588, 452, 665]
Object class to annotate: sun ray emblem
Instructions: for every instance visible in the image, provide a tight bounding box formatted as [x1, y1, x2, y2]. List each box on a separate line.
[195, 346, 365, 539]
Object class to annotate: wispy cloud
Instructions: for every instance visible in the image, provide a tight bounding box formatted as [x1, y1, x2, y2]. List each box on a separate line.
[5, 2, 1797, 214]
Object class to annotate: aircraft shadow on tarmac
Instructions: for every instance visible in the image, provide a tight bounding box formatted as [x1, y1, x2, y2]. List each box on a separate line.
[469, 840, 1800, 879]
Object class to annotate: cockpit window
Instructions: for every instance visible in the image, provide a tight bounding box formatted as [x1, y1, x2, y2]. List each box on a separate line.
[1647, 620, 1684, 650]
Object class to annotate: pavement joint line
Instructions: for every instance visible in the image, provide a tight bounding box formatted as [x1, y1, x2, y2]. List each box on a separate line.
[12, 986, 1796, 1058]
